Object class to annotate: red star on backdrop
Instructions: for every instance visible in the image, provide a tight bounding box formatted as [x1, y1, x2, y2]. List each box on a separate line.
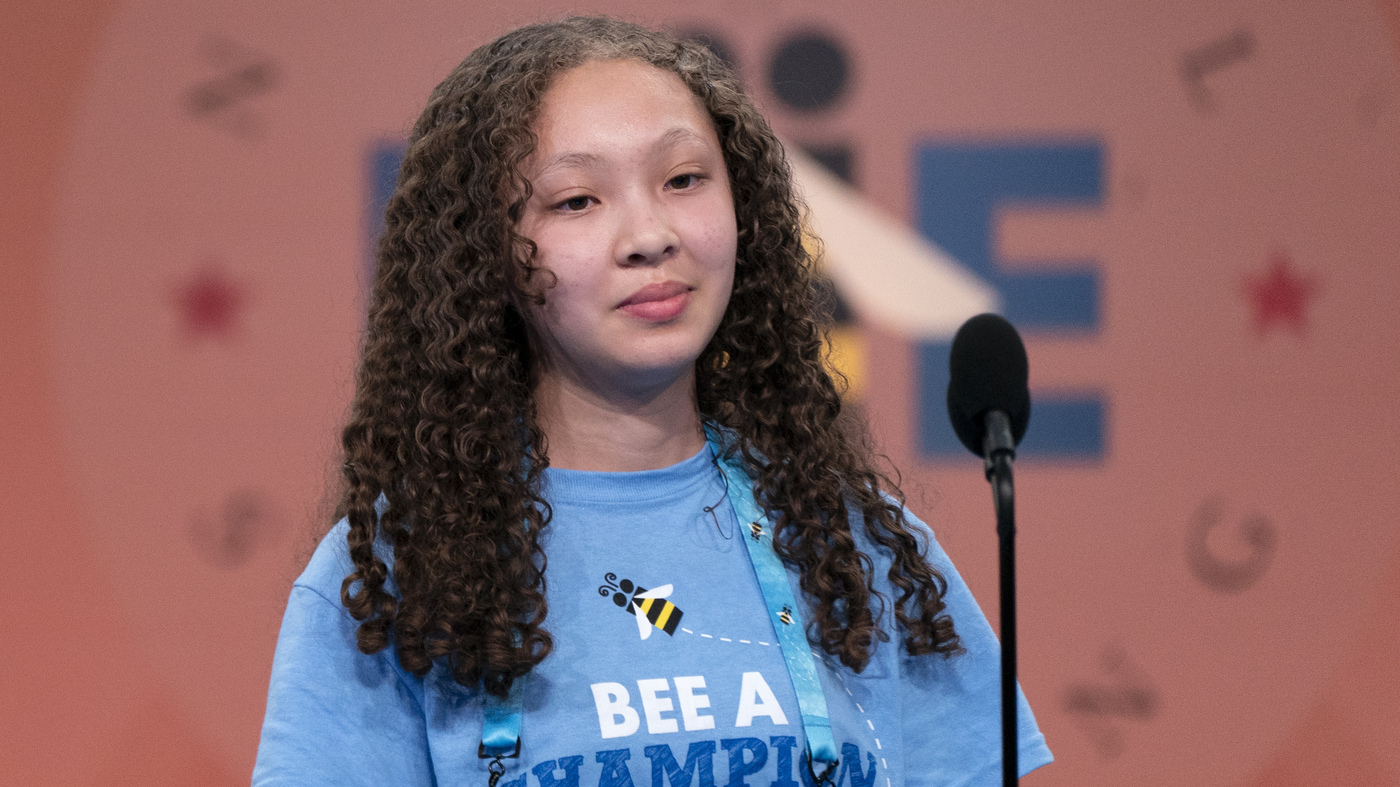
[174, 263, 246, 341]
[1242, 251, 1319, 336]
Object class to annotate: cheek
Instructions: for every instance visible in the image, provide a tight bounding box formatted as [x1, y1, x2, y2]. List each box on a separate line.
[537, 278, 586, 329]
[716, 215, 739, 258]
[700, 214, 738, 302]
[528, 235, 591, 314]
[690, 203, 739, 268]
[535, 261, 612, 347]
[533, 220, 615, 286]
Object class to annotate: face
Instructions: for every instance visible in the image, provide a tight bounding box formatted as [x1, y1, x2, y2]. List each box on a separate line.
[517, 58, 738, 398]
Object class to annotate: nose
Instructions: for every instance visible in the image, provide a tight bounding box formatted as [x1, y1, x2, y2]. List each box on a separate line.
[616, 197, 679, 267]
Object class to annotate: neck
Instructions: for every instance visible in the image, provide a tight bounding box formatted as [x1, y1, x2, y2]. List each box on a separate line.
[534, 365, 706, 472]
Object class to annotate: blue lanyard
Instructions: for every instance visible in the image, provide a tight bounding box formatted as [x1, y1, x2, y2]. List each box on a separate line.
[480, 427, 840, 784]
[480, 675, 524, 756]
[704, 425, 842, 783]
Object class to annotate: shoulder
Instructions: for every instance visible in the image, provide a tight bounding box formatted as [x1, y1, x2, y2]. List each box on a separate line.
[294, 515, 401, 609]
[891, 501, 958, 578]
[255, 520, 432, 785]
[846, 492, 955, 578]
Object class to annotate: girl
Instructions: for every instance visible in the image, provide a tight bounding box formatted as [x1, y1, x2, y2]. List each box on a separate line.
[253, 16, 1051, 786]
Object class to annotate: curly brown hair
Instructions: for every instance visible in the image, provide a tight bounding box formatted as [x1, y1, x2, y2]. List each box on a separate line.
[337, 15, 962, 697]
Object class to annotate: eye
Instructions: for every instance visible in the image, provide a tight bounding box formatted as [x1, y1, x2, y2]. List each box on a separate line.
[666, 173, 702, 190]
[555, 195, 594, 212]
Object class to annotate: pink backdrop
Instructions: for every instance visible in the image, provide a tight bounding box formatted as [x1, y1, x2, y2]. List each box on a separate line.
[4, 1, 1400, 784]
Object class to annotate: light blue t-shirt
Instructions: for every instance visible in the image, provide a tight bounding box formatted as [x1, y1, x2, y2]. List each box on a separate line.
[253, 446, 1051, 786]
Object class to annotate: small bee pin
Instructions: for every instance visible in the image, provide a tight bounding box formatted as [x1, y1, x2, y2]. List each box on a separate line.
[599, 573, 684, 640]
[749, 522, 763, 541]
[778, 605, 794, 625]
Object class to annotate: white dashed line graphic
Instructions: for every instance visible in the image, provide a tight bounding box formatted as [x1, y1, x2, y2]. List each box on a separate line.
[675, 626, 774, 646]
[834, 674, 886, 786]
[674, 623, 888, 784]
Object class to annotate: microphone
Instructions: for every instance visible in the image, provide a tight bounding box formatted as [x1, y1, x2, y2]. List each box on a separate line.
[945, 312, 1030, 787]
[946, 313, 1030, 466]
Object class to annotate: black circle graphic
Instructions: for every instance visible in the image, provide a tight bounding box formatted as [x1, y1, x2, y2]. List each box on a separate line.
[619, 579, 634, 593]
[768, 33, 850, 112]
[613, 593, 628, 608]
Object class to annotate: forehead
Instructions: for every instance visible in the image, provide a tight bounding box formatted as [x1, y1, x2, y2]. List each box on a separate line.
[529, 59, 719, 169]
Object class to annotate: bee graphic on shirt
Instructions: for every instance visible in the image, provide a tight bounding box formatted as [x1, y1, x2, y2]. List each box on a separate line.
[598, 573, 684, 640]
[749, 522, 763, 542]
[778, 605, 794, 626]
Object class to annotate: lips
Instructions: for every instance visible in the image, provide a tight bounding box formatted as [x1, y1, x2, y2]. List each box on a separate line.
[617, 281, 693, 322]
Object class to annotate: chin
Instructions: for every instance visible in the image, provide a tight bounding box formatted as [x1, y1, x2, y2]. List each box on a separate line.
[613, 347, 708, 384]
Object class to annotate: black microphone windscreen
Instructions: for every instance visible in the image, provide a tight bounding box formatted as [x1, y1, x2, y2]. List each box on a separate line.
[946, 313, 1031, 455]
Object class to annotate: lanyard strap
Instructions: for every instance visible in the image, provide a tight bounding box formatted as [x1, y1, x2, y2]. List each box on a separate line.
[480, 669, 525, 787]
[480, 676, 524, 758]
[479, 428, 840, 782]
[705, 426, 841, 778]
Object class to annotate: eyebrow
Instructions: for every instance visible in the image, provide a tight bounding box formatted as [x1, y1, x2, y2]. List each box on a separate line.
[537, 151, 602, 180]
[656, 126, 708, 150]
[535, 126, 711, 180]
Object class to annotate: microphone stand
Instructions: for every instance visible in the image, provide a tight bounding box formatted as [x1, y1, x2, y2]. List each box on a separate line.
[982, 411, 1018, 787]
